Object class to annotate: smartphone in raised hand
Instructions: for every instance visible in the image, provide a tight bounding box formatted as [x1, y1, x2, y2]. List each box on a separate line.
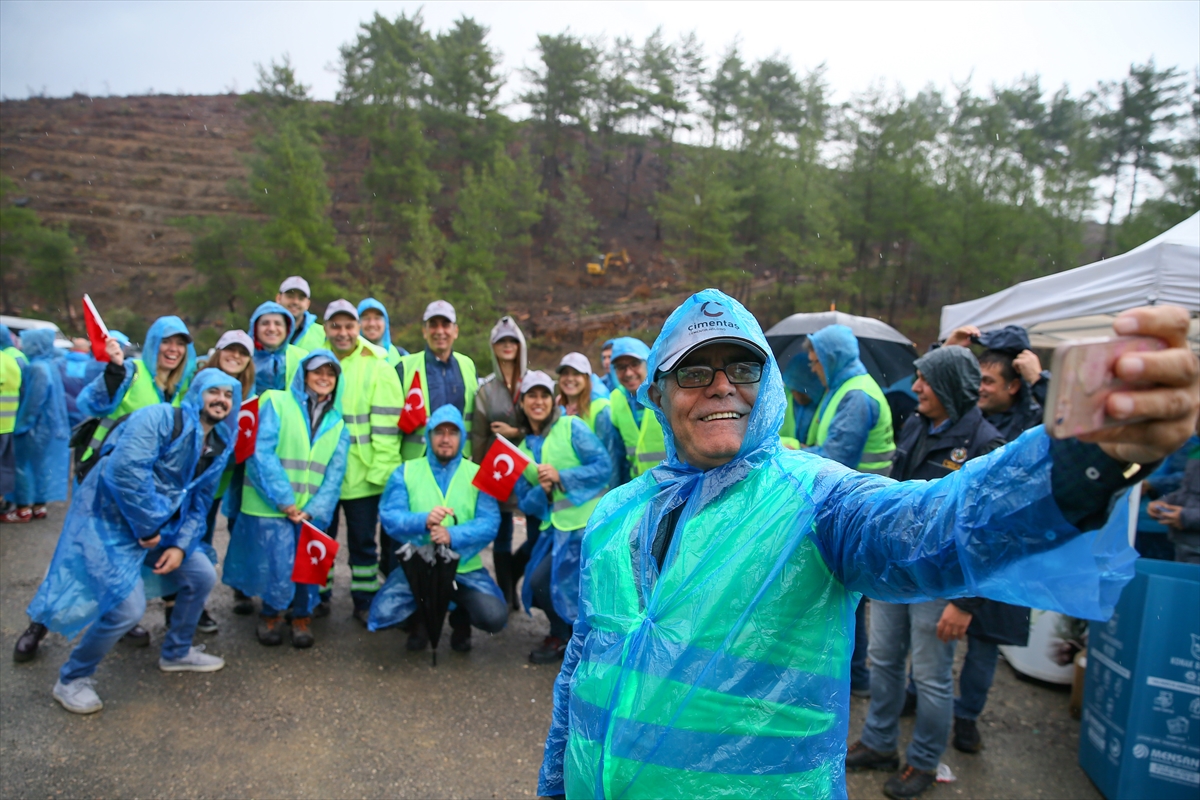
[1044, 336, 1166, 439]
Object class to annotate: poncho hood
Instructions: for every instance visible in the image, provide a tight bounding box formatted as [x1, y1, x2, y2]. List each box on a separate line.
[249, 301, 295, 353]
[144, 316, 197, 387]
[914, 346, 981, 423]
[425, 403, 467, 470]
[357, 298, 395, 351]
[608, 337, 651, 390]
[0, 324, 16, 350]
[808, 324, 868, 394]
[488, 315, 528, 383]
[183, 367, 244, 446]
[19, 328, 57, 360]
[289, 348, 344, 409]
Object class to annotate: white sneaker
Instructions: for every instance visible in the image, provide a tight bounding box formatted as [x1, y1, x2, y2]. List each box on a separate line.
[158, 644, 225, 673]
[53, 677, 103, 714]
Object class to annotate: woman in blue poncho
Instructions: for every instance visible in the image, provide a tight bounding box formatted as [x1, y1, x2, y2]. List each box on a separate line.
[5, 329, 70, 523]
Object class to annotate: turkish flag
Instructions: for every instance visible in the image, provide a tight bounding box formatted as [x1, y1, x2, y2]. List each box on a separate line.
[292, 521, 339, 585]
[398, 371, 427, 434]
[82, 294, 110, 362]
[472, 434, 531, 503]
[234, 396, 259, 464]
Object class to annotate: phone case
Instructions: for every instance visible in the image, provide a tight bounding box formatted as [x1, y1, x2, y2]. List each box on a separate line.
[1043, 335, 1165, 439]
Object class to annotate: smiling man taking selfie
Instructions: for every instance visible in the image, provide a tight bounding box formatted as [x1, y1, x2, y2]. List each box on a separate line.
[537, 289, 1199, 800]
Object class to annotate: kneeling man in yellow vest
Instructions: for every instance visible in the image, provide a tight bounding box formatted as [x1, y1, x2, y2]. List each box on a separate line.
[368, 404, 506, 654]
[223, 350, 349, 649]
[514, 371, 611, 666]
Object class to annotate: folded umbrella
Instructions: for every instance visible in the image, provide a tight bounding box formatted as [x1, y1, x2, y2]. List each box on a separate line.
[397, 541, 460, 666]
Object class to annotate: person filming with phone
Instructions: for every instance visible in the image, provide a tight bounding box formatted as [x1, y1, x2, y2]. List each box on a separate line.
[536, 291, 1199, 800]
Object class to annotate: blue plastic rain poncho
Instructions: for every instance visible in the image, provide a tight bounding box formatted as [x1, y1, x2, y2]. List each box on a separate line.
[249, 301, 299, 395]
[27, 369, 241, 638]
[222, 350, 350, 614]
[537, 288, 1138, 799]
[357, 298, 408, 366]
[806, 325, 882, 467]
[608, 337, 653, 485]
[0, 324, 25, 362]
[12, 330, 70, 506]
[368, 404, 503, 631]
[782, 350, 826, 442]
[516, 411, 611, 625]
[77, 316, 197, 417]
[599, 339, 617, 392]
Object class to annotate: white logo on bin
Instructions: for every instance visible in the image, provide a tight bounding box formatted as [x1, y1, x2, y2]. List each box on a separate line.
[1191, 633, 1200, 661]
[1190, 696, 1200, 717]
[1108, 737, 1122, 760]
[1132, 744, 1149, 759]
[1154, 691, 1174, 711]
[1167, 716, 1190, 736]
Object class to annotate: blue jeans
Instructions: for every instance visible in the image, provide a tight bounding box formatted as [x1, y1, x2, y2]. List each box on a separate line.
[861, 599, 956, 772]
[448, 585, 508, 634]
[530, 546, 571, 640]
[60, 549, 216, 682]
[851, 597, 870, 691]
[954, 634, 999, 720]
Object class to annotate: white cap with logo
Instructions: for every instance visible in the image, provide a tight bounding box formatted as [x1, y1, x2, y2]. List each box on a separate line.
[214, 330, 254, 353]
[423, 300, 457, 324]
[279, 276, 311, 296]
[654, 297, 768, 374]
[556, 352, 593, 376]
[323, 299, 359, 321]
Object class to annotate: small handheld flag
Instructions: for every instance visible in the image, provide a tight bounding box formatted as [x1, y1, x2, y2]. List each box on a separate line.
[292, 521, 338, 585]
[398, 371, 428, 434]
[471, 434, 532, 503]
[234, 396, 259, 464]
[82, 294, 110, 362]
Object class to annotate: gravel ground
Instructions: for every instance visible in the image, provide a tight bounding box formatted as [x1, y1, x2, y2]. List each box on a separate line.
[2, 501, 1103, 799]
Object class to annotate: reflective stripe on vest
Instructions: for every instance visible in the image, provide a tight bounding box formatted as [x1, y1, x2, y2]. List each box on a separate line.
[609, 389, 664, 476]
[812, 373, 895, 475]
[325, 337, 401, 499]
[519, 417, 602, 532]
[240, 390, 345, 518]
[399, 352, 478, 461]
[82, 359, 179, 460]
[564, 465, 848, 798]
[0, 351, 22, 435]
[402, 456, 484, 574]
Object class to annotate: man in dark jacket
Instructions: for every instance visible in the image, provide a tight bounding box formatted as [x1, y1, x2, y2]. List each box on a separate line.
[848, 346, 1005, 799]
[943, 331, 1042, 754]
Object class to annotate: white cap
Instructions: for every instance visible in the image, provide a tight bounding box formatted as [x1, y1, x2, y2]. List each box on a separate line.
[214, 330, 254, 353]
[323, 299, 359, 321]
[303, 354, 340, 374]
[520, 370, 556, 395]
[279, 276, 311, 296]
[423, 300, 457, 324]
[654, 297, 768, 374]
[557, 352, 592, 376]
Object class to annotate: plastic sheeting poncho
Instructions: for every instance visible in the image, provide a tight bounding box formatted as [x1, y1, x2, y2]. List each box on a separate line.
[27, 369, 241, 638]
[368, 405, 503, 631]
[249, 301, 297, 395]
[12, 329, 70, 506]
[357, 298, 408, 366]
[516, 412, 611, 625]
[538, 288, 1138, 799]
[806, 325, 882, 467]
[77, 316, 197, 416]
[222, 350, 350, 613]
[782, 351, 825, 442]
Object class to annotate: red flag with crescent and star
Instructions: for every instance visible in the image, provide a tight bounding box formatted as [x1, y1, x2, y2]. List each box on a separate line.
[234, 396, 259, 464]
[472, 433, 531, 503]
[292, 521, 339, 585]
[398, 371, 427, 434]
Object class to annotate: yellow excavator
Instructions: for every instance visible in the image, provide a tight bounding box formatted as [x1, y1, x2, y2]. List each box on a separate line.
[587, 248, 630, 276]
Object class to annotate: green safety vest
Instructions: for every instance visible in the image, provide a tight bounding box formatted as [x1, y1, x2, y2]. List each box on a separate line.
[82, 359, 188, 460]
[293, 320, 326, 353]
[2, 345, 26, 364]
[572, 397, 610, 434]
[564, 465, 851, 798]
[324, 337, 403, 500]
[609, 389, 666, 477]
[779, 392, 801, 450]
[283, 344, 306, 388]
[519, 416, 602, 532]
[240, 390, 345, 518]
[0, 350, 21, 435]
[808, 373, 895, 475]
[402, 456, 484, 574]
[399, 352, 478, 462]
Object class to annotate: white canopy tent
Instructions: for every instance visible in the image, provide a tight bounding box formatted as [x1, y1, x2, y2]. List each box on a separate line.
[939, 213, 1200, 348]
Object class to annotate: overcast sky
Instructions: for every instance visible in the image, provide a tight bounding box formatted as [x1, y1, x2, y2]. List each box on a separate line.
[1, 0, 1197, 110]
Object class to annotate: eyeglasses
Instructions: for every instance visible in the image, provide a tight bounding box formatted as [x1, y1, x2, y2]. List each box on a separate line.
[671, 361, 763, 389]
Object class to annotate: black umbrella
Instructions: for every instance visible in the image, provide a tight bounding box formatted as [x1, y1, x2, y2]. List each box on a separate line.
[764, 311, 920, 391]
[397, 541, 460, 666]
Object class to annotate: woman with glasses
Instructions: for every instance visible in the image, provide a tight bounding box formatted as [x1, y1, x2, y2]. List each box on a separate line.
[513, 371, 610, 665]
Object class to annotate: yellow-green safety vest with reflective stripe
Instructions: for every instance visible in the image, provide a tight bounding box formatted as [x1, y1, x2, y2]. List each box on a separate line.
[609, 389, 666, 477]
[402, 456, 484, 574]
[284, 344, 306, 387]
[519, 416, 602, 532]
[83, 359, 188, 460]
[399, 352, 478, 462]
[239, 390, 345, 518]
[325, 337, 403, 500]
[293, 320, 326, 353]
[0, 350, 21, 434]
[810, 373, 895, 475]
